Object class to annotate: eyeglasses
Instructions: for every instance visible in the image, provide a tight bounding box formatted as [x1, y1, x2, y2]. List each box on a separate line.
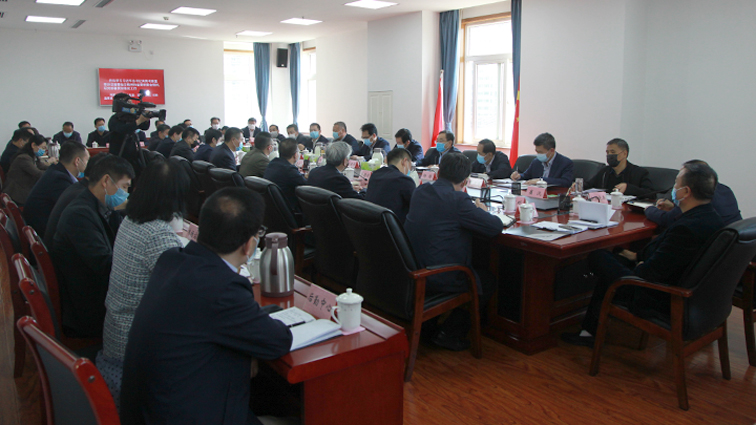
[257, 225, 267, 238]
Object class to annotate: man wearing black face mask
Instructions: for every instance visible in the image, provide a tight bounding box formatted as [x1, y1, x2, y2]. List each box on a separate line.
[585, 138, 653, 196]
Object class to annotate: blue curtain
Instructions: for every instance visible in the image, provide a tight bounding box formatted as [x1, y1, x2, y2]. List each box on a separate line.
[512, 0, 522, 100]
[289, 43, 301, 127]
[253, 42, 270, 132]
[439, 10, 460, 131]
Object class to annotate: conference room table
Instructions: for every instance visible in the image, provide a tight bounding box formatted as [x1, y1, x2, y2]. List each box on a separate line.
[254, 277, 408, 425]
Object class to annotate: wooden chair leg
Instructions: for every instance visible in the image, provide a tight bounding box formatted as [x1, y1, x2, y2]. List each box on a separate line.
[404, 314, 425, 382]
[589, 307, 612, 376]
[743, 306, 756, 367]
[718, 323, 731, 380]
[13, 325, 25, 378]
[637, 331, 649, 350]
[470, 296, 482, 359]
[672, 341, 689, 410]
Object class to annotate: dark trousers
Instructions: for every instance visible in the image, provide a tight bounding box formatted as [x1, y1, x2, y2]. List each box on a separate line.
[582, 250, 636, 335]
[426, 268, 495, 338]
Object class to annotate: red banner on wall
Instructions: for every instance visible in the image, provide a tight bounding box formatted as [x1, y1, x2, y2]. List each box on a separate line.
[98, 68, 165, 106]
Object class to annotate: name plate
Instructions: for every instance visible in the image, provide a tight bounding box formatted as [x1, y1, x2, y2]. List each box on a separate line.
[182, 220, 199, 242]
[467, 177, 485, 189]
[359, 170, 373, 183]
[420, 171, 437, 182]
[303, 284, 337, 320]
[586, 191, 609, 204]
[348, 160, 359, 169]
[525, 186, 546, 199]
[295, 159, 304, 168]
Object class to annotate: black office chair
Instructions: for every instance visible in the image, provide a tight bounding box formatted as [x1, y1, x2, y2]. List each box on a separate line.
[244, 177, 313, 274]
[590, 217, 756, 410]
[462, 150, 478, 163]
[170, 156, 204, 221]
[336, 198, 481, 382]
[645, 166, 678, 195]
[209, 168, 245, 193]
[191, 160, 217, 199]
[513, 154, 535, 173]
[141, 148, 165, 166]
[733, 259, 756, 366]
[295, 186, 355, 291]
[572, 159, 604, 182]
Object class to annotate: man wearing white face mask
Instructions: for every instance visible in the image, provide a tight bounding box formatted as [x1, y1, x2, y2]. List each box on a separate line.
[242, 117, 261, 140]
[269, 124, 286, 143]
[365, 147, 416, 224]
[417, 131, 461, 166]
[205, 117, 221, 134]
[510, 132, 573, 187]
[287, 123, 312, 151]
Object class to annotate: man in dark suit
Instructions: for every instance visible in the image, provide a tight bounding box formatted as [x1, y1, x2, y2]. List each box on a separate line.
[332, 121, 360, 156]
[287, 124, 313, 151]
[156, 126, 182, 159]
[264, 138, 307, 215]
[86, 117, 109, 147]
[169, 127, 199, 161]
[269, 124, 286, 143]
[562, 161, 726, 346]
[307, 141, 365, 199]
[394, 128, 424, 163]
[148, 120, 165, 141]
[23, 141, 89, 237]
[52, 121, 83, 145]
[196, 129, 221, 162]
[586, 138, 653, 196]
[210, 127, 242, 171]
[417, 131, 461, 166]
[352, 123, 391, 160]
[309, 123, 330, 147]
[366, 148, 415, 224]
[147, 124, 170, 152]
[120, 188, 292, 425]
[511, 132, 574, 187]
[472, 139, 512, 179]
[242, 117, 261, 140]
[204, 117, 221, 135]
[51, 155, 134, 338]
[404, 152, 505, 350]
[1, 129, 32, 175]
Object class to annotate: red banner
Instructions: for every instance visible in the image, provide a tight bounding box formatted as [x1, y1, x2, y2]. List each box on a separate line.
[98, 68, 165, 106]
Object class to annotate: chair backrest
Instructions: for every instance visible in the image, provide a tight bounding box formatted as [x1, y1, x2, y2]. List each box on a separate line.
[209, 168, 245, 192]
[24, 226, 62, 337]
[191, 160, 217, 198]
[513, 154, 536, 173]
[679, 217, 756, 340]
[244, 177, 299, 240]
[462, 150, 478, 163]
[142, 148, 164, 166]
[169, 156, 203, 219]
[3, 197, 31, 260]
[0, 211, 21, 295]
[644, 166, 678, 194]
[295, 186, 355, 286]
[572, 159, 604, 182]
[17, 316, 120, 425]
[14, 253, 58, 338]
[336, 198, 418, 320]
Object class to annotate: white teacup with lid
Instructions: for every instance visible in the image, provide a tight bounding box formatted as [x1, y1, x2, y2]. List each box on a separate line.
[331, 288, 363, 332]
[611, 190, 623, 209]
[536, 179, 548, 189]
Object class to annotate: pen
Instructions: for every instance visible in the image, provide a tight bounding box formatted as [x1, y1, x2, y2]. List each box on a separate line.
[581, 219, 598, 223]
[288, 321, 306, 328]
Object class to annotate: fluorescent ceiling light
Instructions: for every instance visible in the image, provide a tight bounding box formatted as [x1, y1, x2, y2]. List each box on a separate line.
[345, 0, 397, 9]
[184, 36, 208, 40]
[26, 15, 66, 23]
[236, 30, 272, 37]
[171, 7, 217, 16]
[281, 18, 321, 26]
[141, 23, 179, 30]
[35, 0, 86, 5]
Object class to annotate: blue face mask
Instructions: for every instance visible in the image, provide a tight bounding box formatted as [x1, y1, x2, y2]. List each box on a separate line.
[97, 125, 107, 132]
[310, 131, 319, 139]
[236, 142, 243, 151]
[536, 153, 549, 162]
[333, 131, 340, 140]
[363, 138, 373, 146]
[63, 132, 73, 138]
[671, 186, 684, 206]
[77, 172, 85, 179]
[395, 143, 404, 149]
[105, 177, 129, 209]
[35, 149, 46, 157]
[477, 154, 486, 164]
[436, 143, 446, 153]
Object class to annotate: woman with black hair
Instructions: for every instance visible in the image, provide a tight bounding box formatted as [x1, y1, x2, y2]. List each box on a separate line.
[4, 134, 57, 204]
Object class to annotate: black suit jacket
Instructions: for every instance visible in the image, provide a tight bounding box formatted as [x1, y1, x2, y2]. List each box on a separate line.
[194, 144, 214, 162]
[471, 151, 513, 179]
[23, 163, 76, 238]
[156, 139, 176, 159]
[86, 130, 109, 147]
[417, 146, 462, 166]
[147, 136, 164, 152]
[44, 180, 87, 247]
[340, 134, 360, 156]
[520, 152, 574, 187]
[210, 143, 238, 171]
[294, 134, 313, 151]
[404, 179, 504, 293]
[242, 126, 262, 140]
[307, 164, 365, 199]
[354, 137, 391, 159]
[52, 130, 83, 145]
[263, 157, 307, 214]
[365, 165, 415, 224]
[120, 241, 292, 425]
[405, 139, 425, 163]
[586, 161, 653, 196]
[169, 140, 194, 161]
[0, 143, 19, 175]
[645, 183, 742, 228]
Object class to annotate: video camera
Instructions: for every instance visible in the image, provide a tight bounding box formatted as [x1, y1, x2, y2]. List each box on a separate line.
[112, 89, 166, 121]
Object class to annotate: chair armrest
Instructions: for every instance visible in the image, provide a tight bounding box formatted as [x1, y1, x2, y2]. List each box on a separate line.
[411, 264, 472, 280]
[291, 226, 312, 234]
[608, 276, 693, 298]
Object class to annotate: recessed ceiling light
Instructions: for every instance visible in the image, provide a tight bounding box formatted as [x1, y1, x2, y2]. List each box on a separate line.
[171, 7, 217, 16]
[281, 18, 321, 26]
[345, 0, 397, 10]
[26, 15, 66, 24]
[141, 23, 179, 30]
[35, 0, 86, 5]
[236, 30, 272, 37]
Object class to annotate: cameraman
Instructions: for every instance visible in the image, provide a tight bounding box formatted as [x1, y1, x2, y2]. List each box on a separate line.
[108, 92, 152, 181]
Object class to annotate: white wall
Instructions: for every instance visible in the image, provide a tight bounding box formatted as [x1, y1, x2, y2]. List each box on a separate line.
[420, 11, 441, 150]
[269, 43, 293, 129]
[0, 28, 224, 143]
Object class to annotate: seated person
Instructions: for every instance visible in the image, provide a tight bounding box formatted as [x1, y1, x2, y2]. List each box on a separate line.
[394, 128, 424, 163]
[182, 119, 192, 129]
[1, 128, 32, 175]
[287, 124, 312, 151]
[147, 124, 170, 152]
[332, 121, 360, 155]
[210, 127, 242, 171]
[404, 152, 504, 350]
[585, 138, 653, 196]
[5, 135, 57, 205]
[149, 120, 165, 140]
[417, 131, 461, 166]
[18, 121, 32, 129]
[156, 126, 182, 159]
[195, 129, 221, 162]
[264, 138, 307, 216]
[120, 188, 292, 425]
[204, 116, 221, 134]
[23, 141, 90, 237]
[169, 127, 200, 161]
[242, 117, 261, 140]
[366, 148, 415, 224]
[52, 154, 134, 338]
[309, 122, 330, 146]
[646, 159, 742, 227]
[472, 139, 512, 179]
[307, 141, 365, 199]
[269, 124, 286, 143]
[52, 121, 83, 145]
[87, 117, 109, 147]
[99, 161, 189, 409]
[562, 161, 725, 346]
[511, 132, 574, 187]
[352, 123, 391, 160]
[240, 132, 274, 177]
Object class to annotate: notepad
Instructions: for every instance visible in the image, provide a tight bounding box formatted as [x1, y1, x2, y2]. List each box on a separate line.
[270, 307, 342, 350]
[269, 307, 315, 327]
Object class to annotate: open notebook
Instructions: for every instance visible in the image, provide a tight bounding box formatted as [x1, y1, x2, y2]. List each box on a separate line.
[270, 307, 342, 351]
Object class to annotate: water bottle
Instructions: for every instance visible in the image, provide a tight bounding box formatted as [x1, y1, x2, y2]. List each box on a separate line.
[259, 233, 294, 297]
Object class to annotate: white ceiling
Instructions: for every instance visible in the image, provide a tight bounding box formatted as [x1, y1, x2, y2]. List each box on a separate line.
[0, 0, 502, 43]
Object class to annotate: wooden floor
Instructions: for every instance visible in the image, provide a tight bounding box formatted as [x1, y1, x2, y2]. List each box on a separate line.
[3, 274, 755, 425]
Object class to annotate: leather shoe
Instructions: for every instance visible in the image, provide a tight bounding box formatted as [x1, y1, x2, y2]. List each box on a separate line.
[560, 331, 596, 347]
[432, 330, 471, 352]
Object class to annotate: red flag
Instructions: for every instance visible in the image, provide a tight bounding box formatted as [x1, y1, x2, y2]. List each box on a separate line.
[509, 82, 521, 167]
[431, 72, 444, 148]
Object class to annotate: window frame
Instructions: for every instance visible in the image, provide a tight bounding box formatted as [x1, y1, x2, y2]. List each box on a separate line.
[301, 47, 317, 126]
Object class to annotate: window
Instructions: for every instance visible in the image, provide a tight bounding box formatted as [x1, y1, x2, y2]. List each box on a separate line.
[224, 51, 261, 128]
[458, 16, 515, 148]
[300, 48, 317, 126]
